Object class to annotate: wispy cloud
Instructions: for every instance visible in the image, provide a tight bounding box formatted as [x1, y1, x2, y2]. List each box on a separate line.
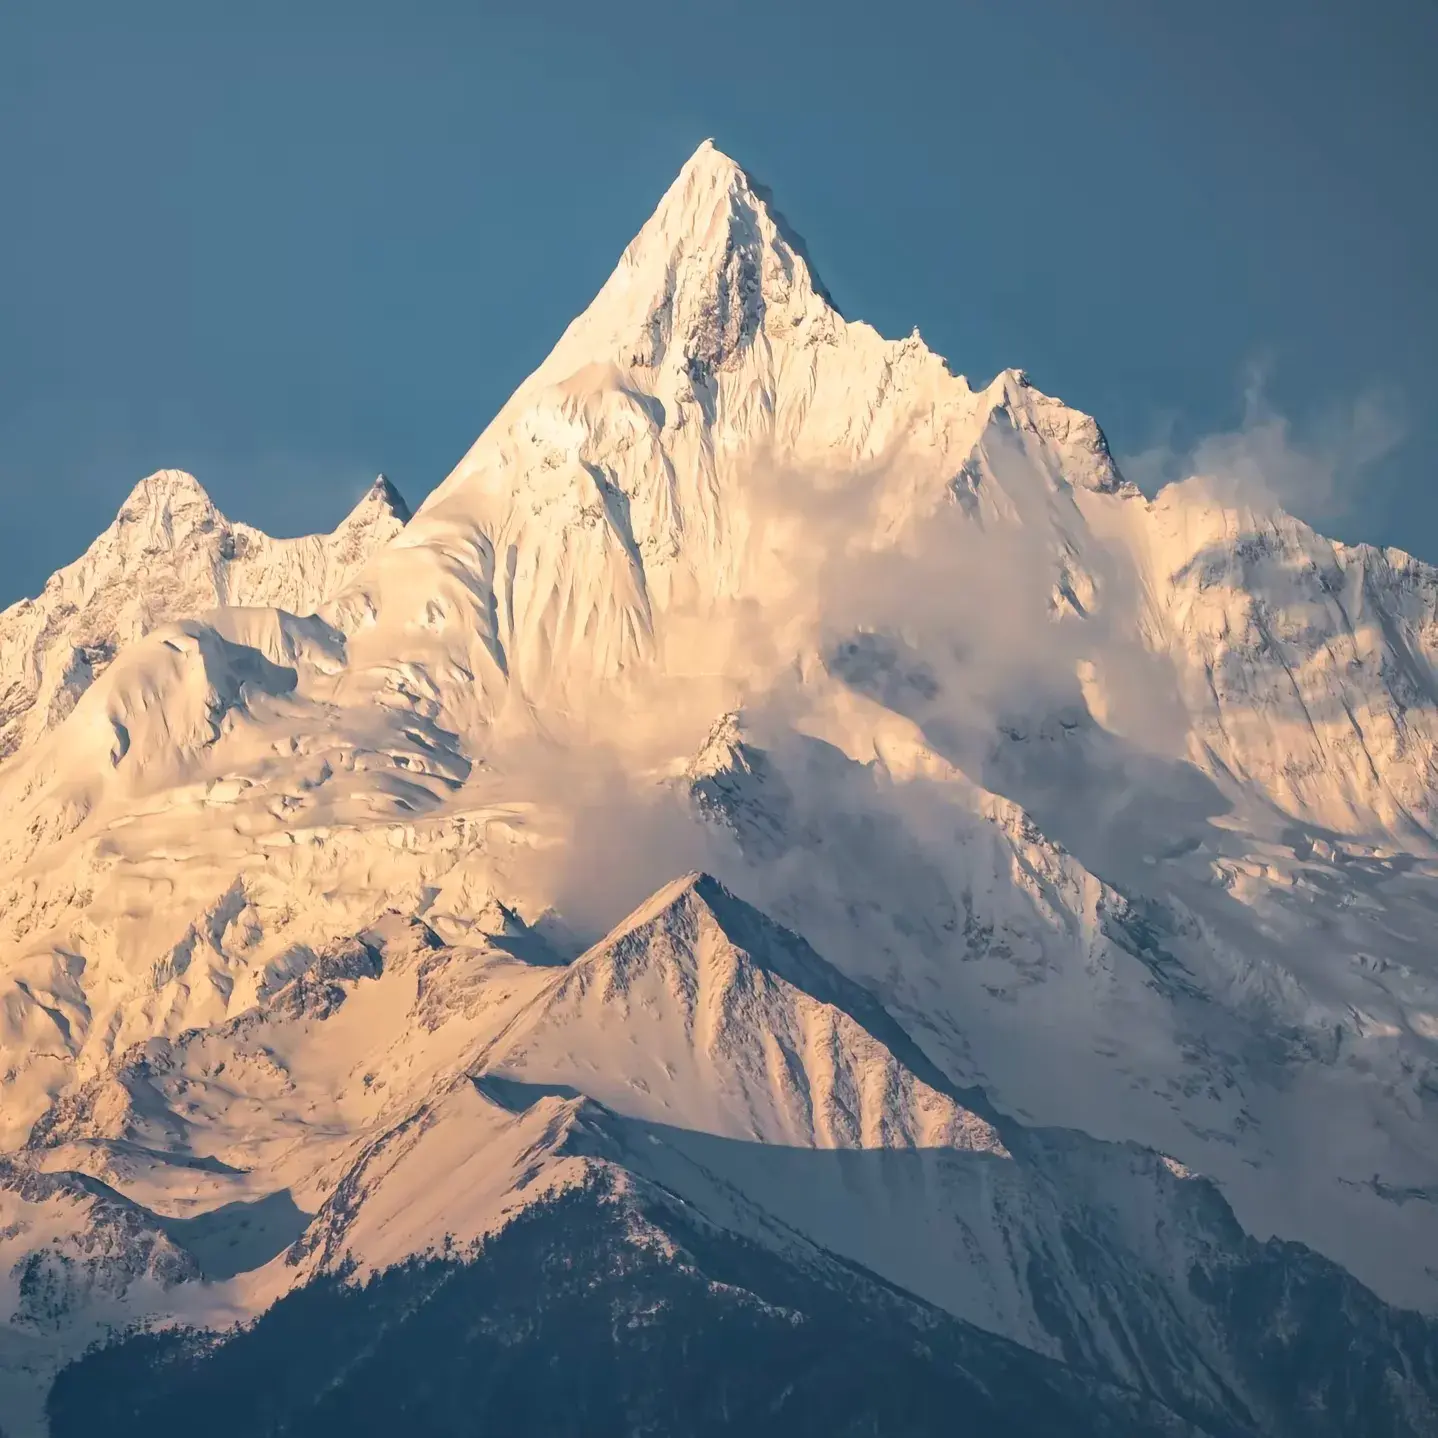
[1121, 362, 1405, 525]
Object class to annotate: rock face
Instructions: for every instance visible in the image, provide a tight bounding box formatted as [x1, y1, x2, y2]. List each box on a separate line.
[2, 141, 1438, 1433]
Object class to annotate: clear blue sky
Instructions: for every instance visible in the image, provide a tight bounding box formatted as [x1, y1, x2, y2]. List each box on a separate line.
[2, 0, 1434, 604]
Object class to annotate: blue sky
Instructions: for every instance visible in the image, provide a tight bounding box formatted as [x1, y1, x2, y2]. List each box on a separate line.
[2, 0, 1434, 604]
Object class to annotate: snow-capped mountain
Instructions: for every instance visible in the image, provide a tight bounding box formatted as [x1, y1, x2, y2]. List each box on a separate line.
[12, 877, 1437, 1436]
[0, 471, 409, 765]
[2, 140, 1437, 1434]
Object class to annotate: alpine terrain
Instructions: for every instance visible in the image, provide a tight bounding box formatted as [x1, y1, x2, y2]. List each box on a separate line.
[2, 142, 1437, 1436]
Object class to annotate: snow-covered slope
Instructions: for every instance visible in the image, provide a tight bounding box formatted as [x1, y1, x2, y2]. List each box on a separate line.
[2, 139, 1438, 1432]
[0, 471, 409, 765]
[6, 878, 1436, 1436]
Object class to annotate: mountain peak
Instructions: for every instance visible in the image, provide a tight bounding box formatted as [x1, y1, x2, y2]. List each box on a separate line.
[344, 474, 411, 527]
[484, 870, 1008, 1158]
[583, 870, 767, 968]
[643, 138, 758, 241]
[578, 871, 945, 1069]
[516, 141, 838, 388]
[0, 464, 412, 768]
[677, 136, 745, 185]
[628, 140, 837, 315]
[115, 469, 217, 524]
